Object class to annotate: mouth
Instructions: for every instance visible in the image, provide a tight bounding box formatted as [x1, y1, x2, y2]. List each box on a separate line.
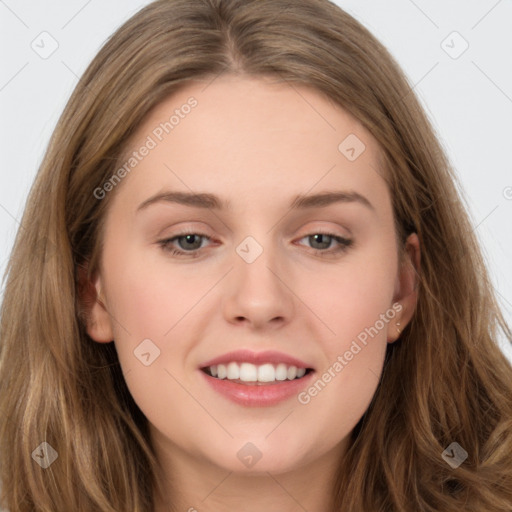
[198, 349, 316, 405]
[200, 362, 315, 385]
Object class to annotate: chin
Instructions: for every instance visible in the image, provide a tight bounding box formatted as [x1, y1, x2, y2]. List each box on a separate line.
[203, 439, 312, 475]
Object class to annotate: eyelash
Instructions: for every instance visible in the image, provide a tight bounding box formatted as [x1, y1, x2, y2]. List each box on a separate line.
[157, 230, 353, 259]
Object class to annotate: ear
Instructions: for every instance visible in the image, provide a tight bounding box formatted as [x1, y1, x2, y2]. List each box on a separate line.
[387, 232, 421, 343]
[77, 263, 114, 343]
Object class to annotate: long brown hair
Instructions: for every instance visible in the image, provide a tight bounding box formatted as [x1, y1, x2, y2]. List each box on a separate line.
[1, 0, 511, 510]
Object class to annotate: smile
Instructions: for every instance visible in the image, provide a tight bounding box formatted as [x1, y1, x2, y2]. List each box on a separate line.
[201, 362, 312, 384]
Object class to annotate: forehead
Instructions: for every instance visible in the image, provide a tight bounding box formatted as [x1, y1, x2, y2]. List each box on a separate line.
[112, 75, 389, 216]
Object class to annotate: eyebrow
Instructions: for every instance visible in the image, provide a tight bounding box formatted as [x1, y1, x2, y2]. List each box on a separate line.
[136, 190, 375, 213]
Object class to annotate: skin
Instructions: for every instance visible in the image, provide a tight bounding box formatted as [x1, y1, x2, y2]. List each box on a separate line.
[85, 74, 420, 512]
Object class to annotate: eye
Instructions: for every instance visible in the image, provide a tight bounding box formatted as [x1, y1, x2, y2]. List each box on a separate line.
[296, 232, 353, 256]
[157, 231, 353, 258]
[158, 232, 213, 258]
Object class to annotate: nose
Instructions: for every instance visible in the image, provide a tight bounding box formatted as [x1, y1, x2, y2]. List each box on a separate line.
[222, 240, 295, 330]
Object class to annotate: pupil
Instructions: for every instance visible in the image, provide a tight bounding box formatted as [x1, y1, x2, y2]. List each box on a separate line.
[312, 234, 330, 249]
[181, 234, 201, 250]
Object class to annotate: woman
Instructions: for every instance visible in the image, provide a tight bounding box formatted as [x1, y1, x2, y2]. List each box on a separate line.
[1, 0, 511, 510]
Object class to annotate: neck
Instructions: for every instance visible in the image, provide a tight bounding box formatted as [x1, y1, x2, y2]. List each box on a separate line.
[151, 433, 348, 512]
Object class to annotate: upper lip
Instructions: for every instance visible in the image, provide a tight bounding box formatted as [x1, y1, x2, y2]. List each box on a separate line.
[200, 349, 314, 370]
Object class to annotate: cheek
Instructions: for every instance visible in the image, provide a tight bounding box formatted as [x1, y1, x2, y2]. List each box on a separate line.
[101, 255, 197, 427]
[308, 240, 397, 345]
[102, 238, 193, 338]
[296, 263, 395, 433]
[299, 339, 386, 446]
[298, 237, 396, 415]
[107, 271, 172, 341]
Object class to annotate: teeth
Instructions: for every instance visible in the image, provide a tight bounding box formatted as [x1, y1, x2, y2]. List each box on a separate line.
[240, 362, 258, 381]
[287, 365, 297, 380]
[258, 363, 275, 382]
[207, 362, 310, 382]
[227, 362, 239, 380]
[275, 363, 288, 381]
[217, 364, 227, 379]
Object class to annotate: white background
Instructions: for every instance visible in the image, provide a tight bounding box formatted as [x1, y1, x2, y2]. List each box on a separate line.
[0, 0, 511, 362]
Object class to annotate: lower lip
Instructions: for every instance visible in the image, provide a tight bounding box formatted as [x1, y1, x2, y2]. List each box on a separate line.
[199, 369, 315, 407]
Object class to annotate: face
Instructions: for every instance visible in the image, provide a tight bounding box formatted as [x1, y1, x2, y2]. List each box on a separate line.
[86, 74, 419, 475]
